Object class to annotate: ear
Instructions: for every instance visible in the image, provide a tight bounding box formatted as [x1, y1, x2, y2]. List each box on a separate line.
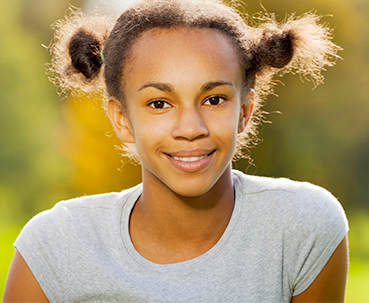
[238, 89, 254, 134]
[108, 97, 135, 143]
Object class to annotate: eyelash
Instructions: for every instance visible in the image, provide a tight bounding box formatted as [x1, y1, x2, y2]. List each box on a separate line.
[148, 95, 226, 110]
[203, 96, 226, 106]
[148, 100, 170, 109]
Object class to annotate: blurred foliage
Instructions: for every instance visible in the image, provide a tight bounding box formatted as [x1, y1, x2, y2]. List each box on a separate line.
[0, 0, 142, 224]
[346, 256, 369, 302]
[19, 0, 85, 42]
[232, 0, 369, 214]
[60, 95, 141, 195]
[0, 0, 74, 223]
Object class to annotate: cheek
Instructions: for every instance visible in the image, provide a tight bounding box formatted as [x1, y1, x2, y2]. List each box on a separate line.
[132, 115, 172, 149]
[206, 110, 240, 145]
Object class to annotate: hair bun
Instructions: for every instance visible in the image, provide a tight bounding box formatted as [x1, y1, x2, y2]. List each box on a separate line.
[257, 27, 296, 69]
[68, 29, 103, 80]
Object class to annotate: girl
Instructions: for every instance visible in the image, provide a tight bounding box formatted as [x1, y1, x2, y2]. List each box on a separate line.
[4, 0, 348, 302]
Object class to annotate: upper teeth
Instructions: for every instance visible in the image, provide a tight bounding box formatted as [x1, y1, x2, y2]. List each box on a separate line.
[172, 155, 207, 162]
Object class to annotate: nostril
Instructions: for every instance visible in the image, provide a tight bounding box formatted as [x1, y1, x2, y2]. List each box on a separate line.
[172, 114, 209, 140]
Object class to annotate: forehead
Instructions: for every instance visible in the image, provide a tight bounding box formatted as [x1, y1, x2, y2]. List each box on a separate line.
[125, 27, 243, 87]
[131, 26, 239, 56]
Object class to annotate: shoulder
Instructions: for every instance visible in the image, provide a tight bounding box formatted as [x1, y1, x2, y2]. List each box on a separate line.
[232, 169, 348, 232]
[232, 170, 348, 295]
[232, 170, 302, 194]
[233, 169, 343, 205]
[233, 168, 321, 194]
[15, 184, 142, 249]
[12, 185, 142, 300]
[26, 184, 141, 224]
[55, 184, 141, 211]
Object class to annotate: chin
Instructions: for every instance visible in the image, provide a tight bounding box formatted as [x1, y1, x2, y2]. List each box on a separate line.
[172, 187, 212, 198]
[163, 179, 210, 197]
[164, 174, 224, 199]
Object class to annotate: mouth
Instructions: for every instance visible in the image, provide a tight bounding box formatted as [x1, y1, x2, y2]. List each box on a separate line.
[170, 155, 208, 162]
[164, 150, 216, 172]
[167, 150, 215, 162]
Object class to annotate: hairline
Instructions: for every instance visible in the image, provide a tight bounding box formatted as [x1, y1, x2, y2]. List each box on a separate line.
[114, 26, 252, 109]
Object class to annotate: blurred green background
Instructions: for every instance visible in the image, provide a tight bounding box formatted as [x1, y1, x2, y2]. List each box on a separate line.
[1, 0, 368, 301]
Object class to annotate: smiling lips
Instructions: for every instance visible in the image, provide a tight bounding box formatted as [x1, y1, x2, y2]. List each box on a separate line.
[166, 150, 215, 172]
[171, 155, 208, 162]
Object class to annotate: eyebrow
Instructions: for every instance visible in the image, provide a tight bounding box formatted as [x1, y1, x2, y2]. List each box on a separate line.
[138, 82, 174, 93]
[200, 81, 234, 92]
[138, 81, 234, 93]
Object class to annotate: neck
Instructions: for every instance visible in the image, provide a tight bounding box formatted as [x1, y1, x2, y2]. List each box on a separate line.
[129, 165, 235, 264]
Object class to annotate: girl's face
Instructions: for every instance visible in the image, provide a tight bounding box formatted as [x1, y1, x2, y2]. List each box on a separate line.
[109, 28, 253, 197]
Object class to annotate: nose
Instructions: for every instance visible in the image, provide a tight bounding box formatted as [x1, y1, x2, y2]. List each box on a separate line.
[172, 105, 209, 141]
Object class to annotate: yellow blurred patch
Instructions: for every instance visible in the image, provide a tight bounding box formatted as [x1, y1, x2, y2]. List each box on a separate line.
[59, 94, 142, 195]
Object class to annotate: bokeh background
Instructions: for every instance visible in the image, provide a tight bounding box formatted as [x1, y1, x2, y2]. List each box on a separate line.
[1, 0, 368, 301]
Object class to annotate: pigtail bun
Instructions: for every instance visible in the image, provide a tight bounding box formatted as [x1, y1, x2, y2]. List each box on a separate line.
[235, 12, 341, 158]
[47, 8, 114, 97]
[68, 29, 103, 80]
[257, 28, 295, 69]
[254, 13, 341, 85]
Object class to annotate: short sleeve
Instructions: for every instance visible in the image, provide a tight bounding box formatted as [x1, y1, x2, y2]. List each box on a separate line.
[14, 202, 71, 303]
[289, 182, 348, 296]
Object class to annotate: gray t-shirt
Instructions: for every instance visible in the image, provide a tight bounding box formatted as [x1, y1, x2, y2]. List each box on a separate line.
[14, 170, 348, 302]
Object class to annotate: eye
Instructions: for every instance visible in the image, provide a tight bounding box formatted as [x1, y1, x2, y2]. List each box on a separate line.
[148, 100, 170, 109]
[203, 96, 226, 106]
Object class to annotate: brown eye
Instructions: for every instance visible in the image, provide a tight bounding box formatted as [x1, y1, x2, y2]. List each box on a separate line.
[204, 96, 225, 106]
[149, 100, 170, 109]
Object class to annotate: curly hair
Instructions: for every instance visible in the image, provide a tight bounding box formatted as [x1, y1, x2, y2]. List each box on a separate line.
[47, 0, 341, 161]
